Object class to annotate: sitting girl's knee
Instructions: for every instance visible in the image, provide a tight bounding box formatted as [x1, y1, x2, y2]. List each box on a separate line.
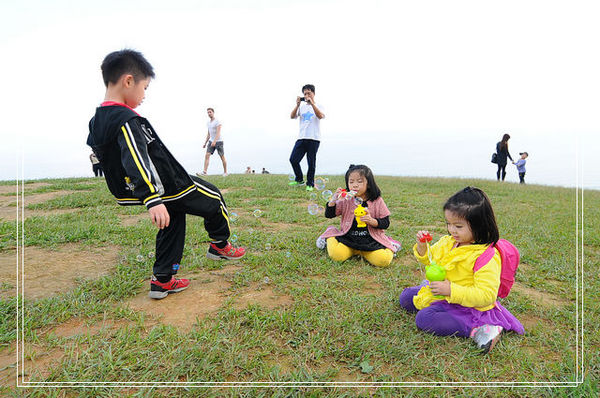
[399, 288, 418, 312]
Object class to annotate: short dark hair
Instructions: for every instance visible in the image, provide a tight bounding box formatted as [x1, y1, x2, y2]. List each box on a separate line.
[345, 164, 381, 202]
[101, 49, 155, 87]
[207, 107, 214, 112]
[443, 187, 499, 244]
[302, 84, 315, 94]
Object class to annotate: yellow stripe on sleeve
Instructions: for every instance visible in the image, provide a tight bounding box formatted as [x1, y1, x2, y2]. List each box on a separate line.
[121, 126, 155, 194]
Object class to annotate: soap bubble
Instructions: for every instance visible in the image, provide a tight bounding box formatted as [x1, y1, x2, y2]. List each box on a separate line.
[230, 234, 238, 243]
[353, 196, 364, 206]
[322, 190, 333, 201]
[229, 212, 238, 222]
[265, 243, 272, 250]
[253, 209, 263, 218]
[317, 205, 325, 214]
[309, 192, 317, 201]
[263, 276, 270, 284]
[285, 251, 292, 258]
[147, 252, 155, 259]
[314, 177, 326, 190]
[136, 255, 144, 262]
[308, 203, 319, 215]
[288, 174, 295, 181]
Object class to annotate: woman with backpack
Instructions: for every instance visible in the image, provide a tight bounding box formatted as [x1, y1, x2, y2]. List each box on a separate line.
[495, 133, 514, 181]
[398, 187, 524, 354]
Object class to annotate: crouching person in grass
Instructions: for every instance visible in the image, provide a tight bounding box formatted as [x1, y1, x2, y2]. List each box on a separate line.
[87, 49, 245, 300]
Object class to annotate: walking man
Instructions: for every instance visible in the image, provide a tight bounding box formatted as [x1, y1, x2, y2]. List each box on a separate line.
[200, 108, 228, 176]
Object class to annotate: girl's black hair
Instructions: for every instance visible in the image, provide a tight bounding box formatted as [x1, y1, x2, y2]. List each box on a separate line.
[344, 164, 381, 202]
[443, 186, 499, 244]
[499, 133, 511, 151]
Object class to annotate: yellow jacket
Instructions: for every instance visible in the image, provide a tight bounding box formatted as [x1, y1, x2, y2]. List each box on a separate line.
[412, 235, 501, 311]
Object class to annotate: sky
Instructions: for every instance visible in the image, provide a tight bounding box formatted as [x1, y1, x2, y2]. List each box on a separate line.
[1, 0, 598, 189]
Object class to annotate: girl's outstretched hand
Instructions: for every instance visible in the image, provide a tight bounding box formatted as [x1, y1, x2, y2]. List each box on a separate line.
[416, 230, 431, 256]
[329, 187, 344, 206]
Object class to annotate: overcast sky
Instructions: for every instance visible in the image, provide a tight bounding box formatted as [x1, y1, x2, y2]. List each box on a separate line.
[1, 0, 598, 188]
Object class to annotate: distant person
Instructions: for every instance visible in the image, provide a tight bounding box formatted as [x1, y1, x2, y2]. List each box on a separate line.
[245, 166, 252, 174]
[399, 187, 524, 354]
[89, 152, 103, 177]
[87, 49, 245, 300]
[200, 108, 228, 177]
[495, 134, 513, 181]
[317, 164, 401, 267]
[289, 84, 325, 191]
[261, 168, 270, 174]
[512, 152, 528, 184]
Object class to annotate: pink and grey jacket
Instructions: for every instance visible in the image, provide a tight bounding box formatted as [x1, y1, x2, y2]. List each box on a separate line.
[318, 197, 401, 252]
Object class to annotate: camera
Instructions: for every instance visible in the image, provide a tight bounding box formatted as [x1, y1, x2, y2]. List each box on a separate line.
[299, 98, 305, 102]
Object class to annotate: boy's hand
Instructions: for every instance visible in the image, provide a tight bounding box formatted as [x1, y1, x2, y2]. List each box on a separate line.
[211, 141, 216, 147]
[149, 204, 170, 229]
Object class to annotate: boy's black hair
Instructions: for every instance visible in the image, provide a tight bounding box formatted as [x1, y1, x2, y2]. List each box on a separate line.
[443, 186, 499, 244]
[302, 84, 315, 94]
[344, 164, 381, 202]
[101, 49, 155, 87]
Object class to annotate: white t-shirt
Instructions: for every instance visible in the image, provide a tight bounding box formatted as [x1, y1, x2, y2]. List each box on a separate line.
[296, 102, 323, 141]
[207, 118, 223, 142]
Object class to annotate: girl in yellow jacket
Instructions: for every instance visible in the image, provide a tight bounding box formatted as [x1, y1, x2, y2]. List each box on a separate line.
[399, 187, 524, 354]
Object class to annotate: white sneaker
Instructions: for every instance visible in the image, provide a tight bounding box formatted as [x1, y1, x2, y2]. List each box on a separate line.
[223, 173, 228, 177]
[470, 324, 503, 354]
[316, 237, 326, 249]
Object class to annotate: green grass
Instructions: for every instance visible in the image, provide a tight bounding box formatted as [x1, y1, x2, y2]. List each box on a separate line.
[0, 174, 598, 397]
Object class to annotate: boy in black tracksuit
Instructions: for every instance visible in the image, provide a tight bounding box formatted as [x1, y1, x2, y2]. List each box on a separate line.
[87, 49, 245, 300]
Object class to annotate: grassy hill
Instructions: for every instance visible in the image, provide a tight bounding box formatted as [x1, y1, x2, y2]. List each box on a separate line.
[0, 175, 598, 397]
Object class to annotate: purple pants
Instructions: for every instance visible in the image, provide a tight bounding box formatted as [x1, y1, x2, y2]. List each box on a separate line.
[399, 284, 525, 337]
[399, 285, 471, 337]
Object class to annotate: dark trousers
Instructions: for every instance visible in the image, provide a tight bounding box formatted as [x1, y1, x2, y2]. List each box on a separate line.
[153, 175, 230, 277]
[93, 164, 103, 177]
[496, 164, 507, 181]
[519, 172, 526, 184]
[289, 139, 320, 187]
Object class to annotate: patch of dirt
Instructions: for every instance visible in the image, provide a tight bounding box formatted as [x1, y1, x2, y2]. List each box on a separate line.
[0, 243, 120, 300]
[518, 314, 549, 330]
[125, 265, 293, 332]
[0, 182, 51, 195]
[0, 316, 137, 386]
[511, 281, 571, 308]
[0, 190, 78, 222]
[119, 213, 147, 227]
[48, 317, 133, 339]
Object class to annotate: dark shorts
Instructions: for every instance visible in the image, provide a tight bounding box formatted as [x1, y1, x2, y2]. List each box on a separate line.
[207, 141, 224, 156]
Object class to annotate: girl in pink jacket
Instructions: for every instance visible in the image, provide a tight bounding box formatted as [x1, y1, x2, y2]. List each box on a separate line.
[317, 165, 400, 267]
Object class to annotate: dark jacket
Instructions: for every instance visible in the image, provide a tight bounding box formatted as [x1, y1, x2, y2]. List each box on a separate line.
[495, 141, 513, 166]
[87, 104, 196, 209]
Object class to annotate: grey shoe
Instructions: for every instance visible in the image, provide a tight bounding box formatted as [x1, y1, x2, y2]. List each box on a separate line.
[470, 324, 503, 354]
[316, 237, 326, 250]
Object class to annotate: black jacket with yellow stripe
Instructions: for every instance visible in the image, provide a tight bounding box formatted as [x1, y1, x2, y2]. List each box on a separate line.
[87, 104, 196, 209]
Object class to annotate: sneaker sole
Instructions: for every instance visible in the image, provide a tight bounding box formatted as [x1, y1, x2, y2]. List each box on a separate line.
[148, 285, 189, 300]
[206, 251, 246, 260]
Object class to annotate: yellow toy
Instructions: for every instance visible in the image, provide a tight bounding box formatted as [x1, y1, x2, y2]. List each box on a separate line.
[354, 204, 367, 228]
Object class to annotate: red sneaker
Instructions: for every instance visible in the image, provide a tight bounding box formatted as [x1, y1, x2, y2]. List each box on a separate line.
[149, 275, 190, 300]
[206, 242, 246, 260]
